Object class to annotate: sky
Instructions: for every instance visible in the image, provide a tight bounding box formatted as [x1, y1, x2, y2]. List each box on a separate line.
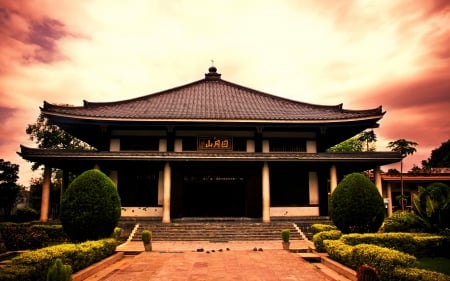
[0, 0, 449, 185]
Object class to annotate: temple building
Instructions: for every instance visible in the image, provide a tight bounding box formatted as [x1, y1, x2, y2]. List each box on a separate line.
[19, 66, 402, 222]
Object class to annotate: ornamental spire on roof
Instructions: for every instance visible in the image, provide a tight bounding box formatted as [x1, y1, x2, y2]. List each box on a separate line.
[205, 61, 221, 80]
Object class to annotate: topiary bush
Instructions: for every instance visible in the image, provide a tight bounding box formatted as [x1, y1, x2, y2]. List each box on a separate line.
[329, 173, 385, 233]
[60, 169, 121, 242]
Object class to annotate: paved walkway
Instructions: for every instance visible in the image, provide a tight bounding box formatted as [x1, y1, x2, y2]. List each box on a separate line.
[83, 240, 353, 281]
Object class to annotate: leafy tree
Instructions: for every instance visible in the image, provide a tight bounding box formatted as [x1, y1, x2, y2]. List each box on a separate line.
[358, 130, 377, 151]
[26, 113, 91, 221]
[328, 131, 377, 152]
[327, 136, 364, 152]
[387, 139, 418, 211]
[329, 173, 385, 233]
[60, 169, 121, 242]
[0, 159, 20, 219]
[412, 182, 450, 232]
[422, 139, 450, 169]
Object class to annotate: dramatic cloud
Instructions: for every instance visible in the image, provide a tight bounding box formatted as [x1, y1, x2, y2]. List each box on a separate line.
[0, 0, 449, 184]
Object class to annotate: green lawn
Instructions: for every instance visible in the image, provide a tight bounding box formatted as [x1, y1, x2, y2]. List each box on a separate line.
[417, 257, 450, 275]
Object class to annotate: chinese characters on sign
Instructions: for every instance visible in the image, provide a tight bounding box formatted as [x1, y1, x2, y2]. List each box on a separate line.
[198, 137, 233, 150]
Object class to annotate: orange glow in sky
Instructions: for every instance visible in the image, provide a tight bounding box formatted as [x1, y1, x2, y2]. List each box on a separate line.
[0, 0, 449, 184]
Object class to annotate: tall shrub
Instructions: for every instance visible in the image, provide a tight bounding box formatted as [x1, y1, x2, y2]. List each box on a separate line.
[329, 173, 385, 233]
[60, 169, 121, 242]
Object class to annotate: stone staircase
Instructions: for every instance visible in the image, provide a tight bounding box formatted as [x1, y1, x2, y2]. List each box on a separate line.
[123, 219, 303, 242]
[295, 217, 333, 240]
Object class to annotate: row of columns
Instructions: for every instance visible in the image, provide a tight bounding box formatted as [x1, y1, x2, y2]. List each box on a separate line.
[329, 164, 383, 194]
[39, 162, 384, 223]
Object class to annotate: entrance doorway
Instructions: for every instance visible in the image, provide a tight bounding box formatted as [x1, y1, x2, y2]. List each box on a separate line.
[182, 175, 246, 217]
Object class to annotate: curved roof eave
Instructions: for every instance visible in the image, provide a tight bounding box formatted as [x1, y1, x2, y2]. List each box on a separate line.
[41, 110, 384, 125]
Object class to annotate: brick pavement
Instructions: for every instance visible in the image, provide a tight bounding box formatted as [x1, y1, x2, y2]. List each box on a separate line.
[83, 240, 352, 281]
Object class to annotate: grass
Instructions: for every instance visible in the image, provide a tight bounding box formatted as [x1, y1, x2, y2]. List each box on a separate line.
[417, 257, 450, 275]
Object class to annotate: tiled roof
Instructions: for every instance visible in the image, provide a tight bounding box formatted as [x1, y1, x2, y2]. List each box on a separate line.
[42, 67, 384, 123]
[18, 145, 402, 164]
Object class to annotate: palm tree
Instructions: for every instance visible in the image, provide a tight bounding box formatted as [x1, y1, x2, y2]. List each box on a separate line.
[387, 139, 418, 211]
[358, 130, 377, 151]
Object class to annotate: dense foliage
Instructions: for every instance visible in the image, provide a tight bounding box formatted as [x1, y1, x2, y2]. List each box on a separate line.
[422, 139, 450, 168]
[0, 238, 116, 281]
[12, 207, 39, 222]
[412, 182, 450, 232]
[0, 159, 20, 218]
[0, 223, 49, 250]
[60, 169, 121, 242]
[381, 211, 425, 233]
[312, 230, 342, 252]
[329, 173, 385, 233]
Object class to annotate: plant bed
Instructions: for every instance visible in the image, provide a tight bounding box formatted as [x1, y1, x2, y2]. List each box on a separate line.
[417, 257, 450, 276]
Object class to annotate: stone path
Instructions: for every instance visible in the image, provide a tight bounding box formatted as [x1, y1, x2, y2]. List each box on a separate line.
[83, 240, 353, 281]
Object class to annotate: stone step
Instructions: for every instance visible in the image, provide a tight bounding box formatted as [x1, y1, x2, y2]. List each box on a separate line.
[126, 221, 303, 242]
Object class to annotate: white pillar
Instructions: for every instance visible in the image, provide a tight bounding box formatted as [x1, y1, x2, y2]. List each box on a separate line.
[109, 170, 118, 188]
[110, 138, 120, 151]
[387, 183, 393, 217]
[309, 171, 319, 204]
[40, 166, 51, 222]
[162, 162, 171, 223]
[246, 139, 255, 152]
[306, 140, 317, 153]
[330, 164, 338, 193]
[262, 161, 270, 223]
[374, 166, 382, 195]
[262, 140, 270, 153]
[157, 171, 164, 205]
[159, 139, 167, 152]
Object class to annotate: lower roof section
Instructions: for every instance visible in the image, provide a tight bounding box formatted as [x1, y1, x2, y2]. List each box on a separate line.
[19, 145, 402, 167]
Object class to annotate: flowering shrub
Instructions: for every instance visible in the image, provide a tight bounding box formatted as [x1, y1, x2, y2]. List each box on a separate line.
[0, 224, 48, 250]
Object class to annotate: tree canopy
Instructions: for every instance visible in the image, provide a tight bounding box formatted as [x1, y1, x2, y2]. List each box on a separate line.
[26, 113, 91, 170]
[387, 139, 418, 157]
[422, 139, 450, 168]
[327, 130, 377, 152]
[0, 159, 20, 218]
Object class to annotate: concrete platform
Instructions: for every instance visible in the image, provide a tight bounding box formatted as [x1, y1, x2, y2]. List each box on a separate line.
[77, 240, 354, 281]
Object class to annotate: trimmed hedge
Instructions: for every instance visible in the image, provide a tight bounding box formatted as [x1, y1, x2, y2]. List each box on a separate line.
[0, 238, 116, 281]
[313, 230, 342, 252]
[393, 267, 450, 281]
[323, 240, 417, 280]
[381, 211, 425, 233]
[0, 223, 49, 250]
[31, 225, 70, 242]
[340, 232, 447, 257]
[310, 223, 337, 235]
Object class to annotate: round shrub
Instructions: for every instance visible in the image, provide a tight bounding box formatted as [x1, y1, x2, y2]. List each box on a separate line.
[12, 207, 39, 222]
[60, 169, 121, 242]
[329, 173, 385, 233]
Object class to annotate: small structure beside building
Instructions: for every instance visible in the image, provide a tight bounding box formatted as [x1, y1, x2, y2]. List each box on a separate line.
[382, 168, 450, 216]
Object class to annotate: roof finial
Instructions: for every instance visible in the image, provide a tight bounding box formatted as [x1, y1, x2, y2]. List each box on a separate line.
[205, 61, 220, 80]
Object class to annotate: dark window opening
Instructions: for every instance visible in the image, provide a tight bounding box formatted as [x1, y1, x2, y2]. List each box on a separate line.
[182, 137, 197, 151]
[120, 137, 159, 151]
[233, 138, 247, 151]
[269, 138, 306, 152]
[118, 170, 159, 207]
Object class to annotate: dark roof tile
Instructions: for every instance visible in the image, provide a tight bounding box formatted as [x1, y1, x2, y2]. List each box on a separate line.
[42, 69, 383, 122]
